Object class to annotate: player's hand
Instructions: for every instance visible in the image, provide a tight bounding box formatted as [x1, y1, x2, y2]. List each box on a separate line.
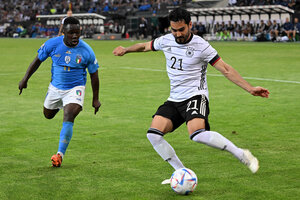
[113, 46, 126, 56]
[250, 86, 270, 98]
[18, 79, 28, 95]
[93, 99, 101, 115]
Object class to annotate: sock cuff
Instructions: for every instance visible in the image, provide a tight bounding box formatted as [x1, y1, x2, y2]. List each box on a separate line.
[190, 129, 206, 140]
[63, 121, 74, 126]
[147, 128, 164, 136]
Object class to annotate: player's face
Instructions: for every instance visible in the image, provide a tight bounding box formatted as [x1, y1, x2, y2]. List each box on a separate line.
[63, 24, 81, 47]
[170, 20, 192, 44]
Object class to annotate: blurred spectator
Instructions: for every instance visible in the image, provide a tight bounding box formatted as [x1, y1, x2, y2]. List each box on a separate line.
[139, 1, 151, 11]
[0, 23, 5, 37]
[192, 22, 199, 35]
[228, 0, 237, 6]
[150, 15, 160, 39]
[269, 20, 280, 41]
[114, 22, 121, 33]
[198, 22, 206, 38]
[293, 17, 300, 41]
[233, 21, 241, 38]
[240, 20, 247, 38]
[227, 21, 234, 39]
[282, 17, 294, 40]
[266, 20, 280, 41]
[138, 17, 148, 39]
[256, 20, 267, 41]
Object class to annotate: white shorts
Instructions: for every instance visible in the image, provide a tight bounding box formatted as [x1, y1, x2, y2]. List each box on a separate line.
[44, 83, 85, 110]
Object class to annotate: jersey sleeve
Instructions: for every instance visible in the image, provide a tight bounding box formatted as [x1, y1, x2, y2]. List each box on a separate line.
[86, 48, 99, 74]
[37, 40, 52, 62]
[200, 42, 220, 65]
[152, 36, 164, 51]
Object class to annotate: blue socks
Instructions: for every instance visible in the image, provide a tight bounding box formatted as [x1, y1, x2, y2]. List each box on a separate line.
[58, 121, 74, 157]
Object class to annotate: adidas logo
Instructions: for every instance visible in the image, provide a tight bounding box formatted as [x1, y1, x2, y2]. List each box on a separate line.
[166, 47, 171, 52]
[191, 111, 198, 115]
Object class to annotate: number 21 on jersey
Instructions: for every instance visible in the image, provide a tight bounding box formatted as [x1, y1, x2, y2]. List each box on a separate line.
[170, 56, 183, 71]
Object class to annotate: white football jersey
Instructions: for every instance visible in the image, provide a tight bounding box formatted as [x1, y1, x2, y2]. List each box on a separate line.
[152, 33, 220, 102]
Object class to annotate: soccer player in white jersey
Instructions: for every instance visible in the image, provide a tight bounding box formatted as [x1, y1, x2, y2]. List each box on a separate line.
[113, 8, 269, 181]
[19, 17, 101, 167]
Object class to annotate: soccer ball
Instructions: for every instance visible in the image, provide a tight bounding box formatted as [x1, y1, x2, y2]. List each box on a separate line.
[170, 168, 198, 195]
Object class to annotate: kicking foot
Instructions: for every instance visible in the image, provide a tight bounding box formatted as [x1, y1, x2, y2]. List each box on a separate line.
[51, 154, 62, 167]
[161, 178, 171, 185]
[241, 149, 259, 173]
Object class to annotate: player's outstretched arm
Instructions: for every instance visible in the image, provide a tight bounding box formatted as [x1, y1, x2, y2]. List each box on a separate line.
[90, 70, 101, 114]
[213, 58, 269, 98]
[19, 56, 42, 95]
[112, 41, 152, 56]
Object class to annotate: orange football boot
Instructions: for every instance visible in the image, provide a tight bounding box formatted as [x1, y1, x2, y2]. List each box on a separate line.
[51, 154, 62, 167]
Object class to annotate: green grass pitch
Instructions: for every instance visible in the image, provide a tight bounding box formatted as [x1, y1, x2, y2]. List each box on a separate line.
[0, 38, 299, 199]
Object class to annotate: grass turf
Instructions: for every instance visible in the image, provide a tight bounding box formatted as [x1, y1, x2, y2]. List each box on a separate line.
[0, 38, 299, 199]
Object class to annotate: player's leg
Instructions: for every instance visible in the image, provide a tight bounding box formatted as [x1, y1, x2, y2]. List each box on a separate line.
[52, 86, 85, 167]
[147, 115, 185, 170]
[185, 95, 259, 173]
[188, 118, 244, 159]
[43, 107, 59, 119]
[43, 84, 62, 119]
[147, 101, 185, 171]
[188, 119, 259, 173]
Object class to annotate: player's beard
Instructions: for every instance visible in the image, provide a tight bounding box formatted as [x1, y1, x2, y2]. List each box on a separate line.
[175, 30, 191, 44]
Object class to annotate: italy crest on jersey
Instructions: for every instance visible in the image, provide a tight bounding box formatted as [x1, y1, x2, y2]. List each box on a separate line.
[76, 90, 82, 96]
[186, 46, 194, 57]
[76, 55, 82, 64]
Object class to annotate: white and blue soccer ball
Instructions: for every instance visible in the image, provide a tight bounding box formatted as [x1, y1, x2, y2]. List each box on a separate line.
[170, 168, 198, 195]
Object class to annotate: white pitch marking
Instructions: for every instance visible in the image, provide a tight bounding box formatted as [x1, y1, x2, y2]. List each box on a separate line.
[117, 66, 300, 85]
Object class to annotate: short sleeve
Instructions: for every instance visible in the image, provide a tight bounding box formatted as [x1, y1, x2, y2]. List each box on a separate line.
[37, 41, 51, 62]
[87, 50, 99, 74]
[200, 43, 219, 65]
[152, 36, 163, 51]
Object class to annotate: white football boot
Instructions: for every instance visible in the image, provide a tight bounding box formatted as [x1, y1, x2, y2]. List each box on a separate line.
[241, 149, 259, 173]
[161, 178, 171, 184]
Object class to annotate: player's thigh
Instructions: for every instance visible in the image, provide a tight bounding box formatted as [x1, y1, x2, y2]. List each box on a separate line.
[62, 85, 85, 108]
[61, 85, 85, 122]
[151, 101, 184, 134]
[43, 84, 63, 118]
[43, 107, 59, 119]
[183, 94, 210, 135]
[150, 115, 173, 134]
[187, 118, 206, 135]
[63, 103, 82, 122]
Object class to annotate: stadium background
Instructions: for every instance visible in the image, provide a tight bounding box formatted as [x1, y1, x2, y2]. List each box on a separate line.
[0, 1, 300, 199]
[0, 0, 299, 41]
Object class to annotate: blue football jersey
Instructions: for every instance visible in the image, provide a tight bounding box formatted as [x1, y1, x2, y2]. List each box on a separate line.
[38, 36, 99, 90]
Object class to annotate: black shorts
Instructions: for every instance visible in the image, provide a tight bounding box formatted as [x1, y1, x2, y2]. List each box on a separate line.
[153, 94, 210, 132]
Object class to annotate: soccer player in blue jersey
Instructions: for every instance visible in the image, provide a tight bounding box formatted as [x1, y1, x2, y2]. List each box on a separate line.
[19, 17, 101, 167]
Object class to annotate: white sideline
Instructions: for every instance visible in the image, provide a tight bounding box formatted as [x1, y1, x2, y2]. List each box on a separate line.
[117, 66, 300, 85]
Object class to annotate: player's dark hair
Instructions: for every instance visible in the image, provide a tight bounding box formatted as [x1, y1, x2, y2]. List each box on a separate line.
[63, 17, 80, 27]
[169, 8, 191, 25]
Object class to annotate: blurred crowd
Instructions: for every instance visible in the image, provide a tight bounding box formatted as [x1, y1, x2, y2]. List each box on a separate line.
[0, 0, 299, 42]
[196, 17, 300, 41]
[0, 0, 183, 23]
[228, 0, 297, 9]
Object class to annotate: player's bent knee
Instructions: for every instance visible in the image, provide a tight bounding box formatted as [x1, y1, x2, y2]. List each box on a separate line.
[43, 109, 59, 119]
[189, 129, 206, 140]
